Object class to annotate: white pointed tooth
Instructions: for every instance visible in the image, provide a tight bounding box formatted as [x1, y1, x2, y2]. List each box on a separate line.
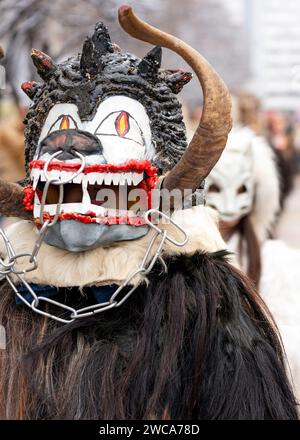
[133, 173, 143, 186]
[49, 170, 57, 182]
[34, 192, 41, 206]
[87, 173, 97, 185]
[81, 179, 91, 205]
[32, 174, 39, 190]
[104, 173, 112, 185]
[40, 171, 47, 182]
[125, 173, 133, 185]
[60, 171, 70, 182]
[72, 173, 83, 184]
[113, 174, 120, 185]
[96, 174, 104, 185]
[55, 170, 61, 180]
[31, 169, 41, 189]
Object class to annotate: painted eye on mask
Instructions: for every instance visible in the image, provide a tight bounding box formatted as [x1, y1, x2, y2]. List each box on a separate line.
[95, 111, 145, 146]
[237, 184, 247, 194]
[207, 183, 221, 193]
[47, 114, 79, 135]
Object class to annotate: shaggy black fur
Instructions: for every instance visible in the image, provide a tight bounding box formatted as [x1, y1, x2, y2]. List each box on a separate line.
[0, 250, 297, 419]
[22, 23, 188, 180]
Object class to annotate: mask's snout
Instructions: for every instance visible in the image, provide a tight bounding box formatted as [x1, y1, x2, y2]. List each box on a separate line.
[39, 129, 103, 161]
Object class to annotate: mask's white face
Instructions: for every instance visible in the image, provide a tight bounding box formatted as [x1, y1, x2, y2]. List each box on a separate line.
[35, 96, 154, 164]
[205, 131, 255, 223]
[30, 95, 156, 223]
[27, 95, 158, 252]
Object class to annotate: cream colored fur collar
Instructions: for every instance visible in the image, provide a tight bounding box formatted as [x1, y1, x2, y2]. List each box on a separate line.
[0, 206, 227, 288]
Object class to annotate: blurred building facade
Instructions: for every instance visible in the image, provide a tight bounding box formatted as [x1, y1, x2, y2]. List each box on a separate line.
[247, 0, 300, 110]
[2, 0, 300, 112]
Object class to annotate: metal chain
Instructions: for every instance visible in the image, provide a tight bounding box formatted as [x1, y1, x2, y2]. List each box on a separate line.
[0, 150, 189, 324]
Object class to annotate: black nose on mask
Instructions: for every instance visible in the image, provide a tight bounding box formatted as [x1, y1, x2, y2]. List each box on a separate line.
[39, 129, 103, 160]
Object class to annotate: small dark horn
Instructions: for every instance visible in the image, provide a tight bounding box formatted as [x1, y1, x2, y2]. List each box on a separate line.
[31, 48, 57, 81]
[138, 46, 162, 77]
[21, 81, 40, 100]
[0, 46, 4, 60]
[80, 22, 114, 76]
[163, 69, 192, 94]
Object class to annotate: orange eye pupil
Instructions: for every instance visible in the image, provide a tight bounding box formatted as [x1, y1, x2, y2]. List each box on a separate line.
[115, 111, 129, 137]
[59, 115, 70, 130]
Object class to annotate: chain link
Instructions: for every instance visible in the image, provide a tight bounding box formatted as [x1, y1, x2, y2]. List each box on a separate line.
[0, 208, 189, 324]
[43, 150, 86, 186]
[0, 149, 189, 324]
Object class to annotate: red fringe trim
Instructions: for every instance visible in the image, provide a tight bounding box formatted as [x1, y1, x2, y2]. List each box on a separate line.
[35, 212, 147, 226]
[29, 159, 157, 177]
[23, 185, 35, 211]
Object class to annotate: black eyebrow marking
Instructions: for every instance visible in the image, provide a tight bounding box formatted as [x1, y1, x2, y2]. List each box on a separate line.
[95, 132, 144, 147]
[47, 114, 78, 135]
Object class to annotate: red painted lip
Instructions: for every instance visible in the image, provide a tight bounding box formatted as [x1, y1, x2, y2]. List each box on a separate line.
[29, 159, 157, 176]
[25, 159, 159, 226]
[36, 212, 147, 226]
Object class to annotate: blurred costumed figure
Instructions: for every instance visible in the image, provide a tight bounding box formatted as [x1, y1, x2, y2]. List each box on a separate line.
[206, 125, 300, 402]
[0, 7, 297, 419]
[236, 90, 294, 208]
[0, 48, 25, 183]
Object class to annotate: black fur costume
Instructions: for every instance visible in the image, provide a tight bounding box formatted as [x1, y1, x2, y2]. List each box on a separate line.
[0, 250, 297, 419]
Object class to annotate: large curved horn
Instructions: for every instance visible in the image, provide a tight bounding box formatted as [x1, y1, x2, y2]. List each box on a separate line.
[0, 180, 32, 220]
[118, 5, 232, 192]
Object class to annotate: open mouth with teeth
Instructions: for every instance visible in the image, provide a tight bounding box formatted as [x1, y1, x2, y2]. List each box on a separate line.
[24, 159, 158, 226]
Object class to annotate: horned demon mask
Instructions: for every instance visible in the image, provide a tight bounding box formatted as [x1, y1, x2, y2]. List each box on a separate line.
[0, 5, 232, 253]
[205, 127, 255, 223]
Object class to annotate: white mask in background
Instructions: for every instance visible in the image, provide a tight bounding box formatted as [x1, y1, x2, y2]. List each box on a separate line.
[205, 127, 255, 223]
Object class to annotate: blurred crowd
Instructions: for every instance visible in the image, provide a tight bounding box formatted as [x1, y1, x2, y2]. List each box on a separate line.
[185, 92, 300, 207]
[186, 91, 300, 203]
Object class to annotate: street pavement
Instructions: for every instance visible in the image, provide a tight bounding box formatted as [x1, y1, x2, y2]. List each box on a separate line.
[276, 175, 300, 248]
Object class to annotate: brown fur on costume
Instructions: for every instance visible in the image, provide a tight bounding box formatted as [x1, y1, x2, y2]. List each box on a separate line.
[0, 115, 25, 182]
